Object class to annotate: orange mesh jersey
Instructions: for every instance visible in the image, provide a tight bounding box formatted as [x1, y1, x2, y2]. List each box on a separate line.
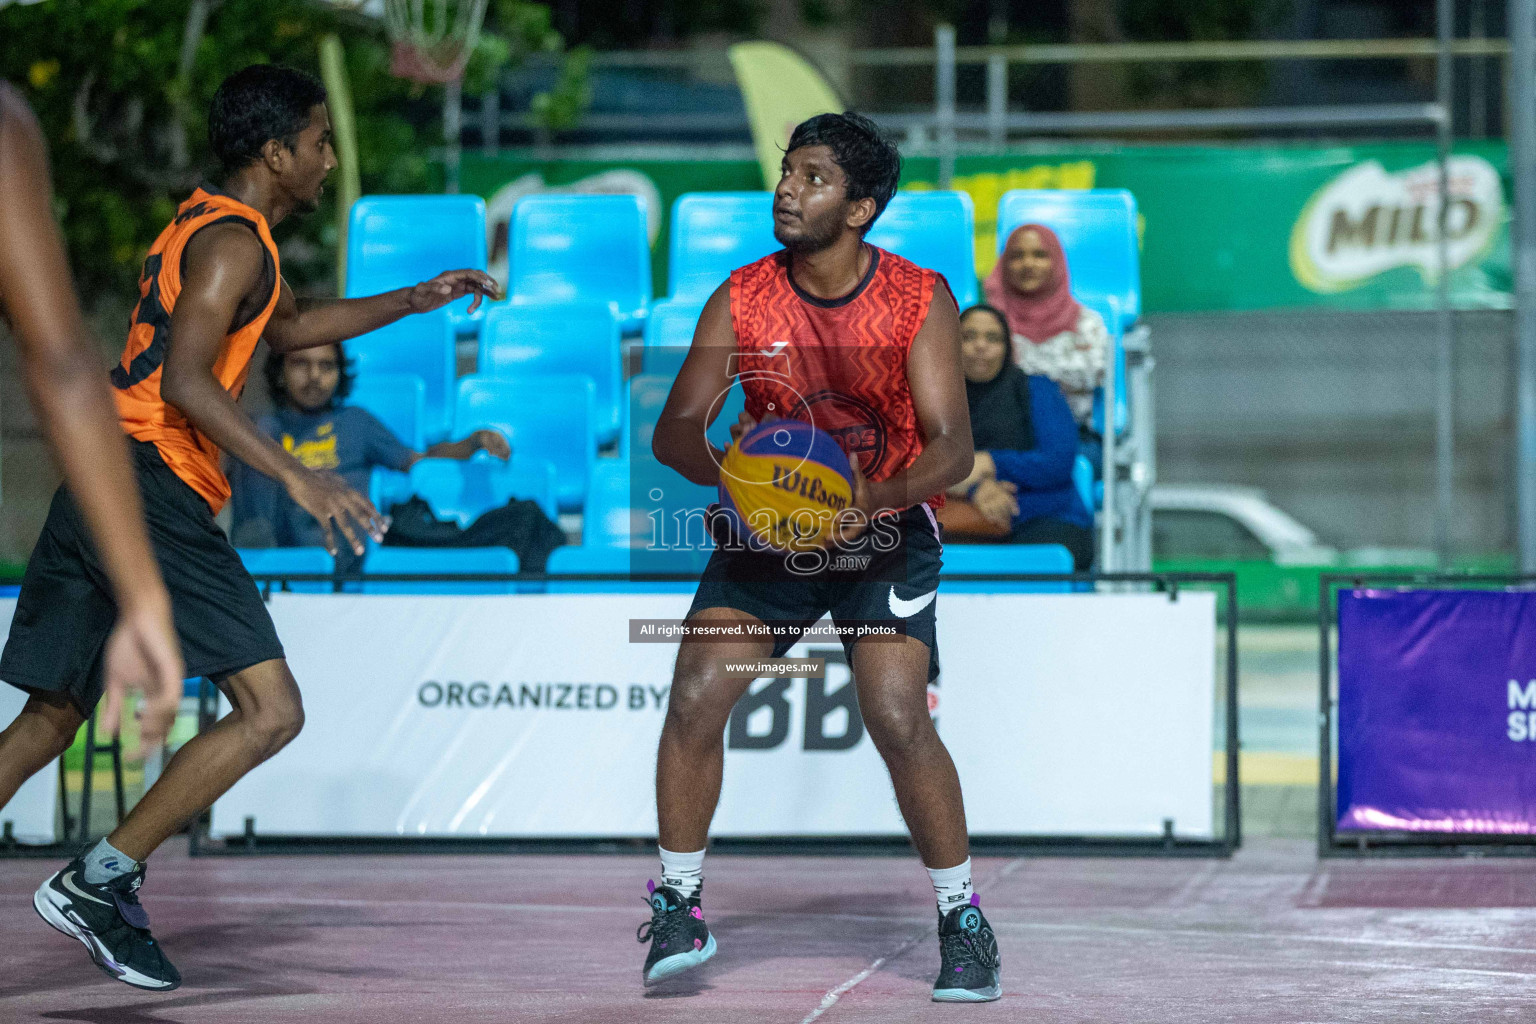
[113, 188, 281, 512]
[727, 246, 946, 509]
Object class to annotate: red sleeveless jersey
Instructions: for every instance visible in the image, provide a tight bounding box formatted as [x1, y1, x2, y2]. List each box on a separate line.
[728, 246, 944, 509]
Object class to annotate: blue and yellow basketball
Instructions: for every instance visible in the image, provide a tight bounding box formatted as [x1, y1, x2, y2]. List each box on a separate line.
[718, 419, 855, 553]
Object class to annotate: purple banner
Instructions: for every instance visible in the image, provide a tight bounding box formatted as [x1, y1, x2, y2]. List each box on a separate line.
[1338, 589, 1536, 833]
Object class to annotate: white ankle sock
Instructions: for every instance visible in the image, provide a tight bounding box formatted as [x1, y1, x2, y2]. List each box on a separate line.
[82, 838, 139, 885]
[928, 858, 973, 915]
[658, 845, 705, 902]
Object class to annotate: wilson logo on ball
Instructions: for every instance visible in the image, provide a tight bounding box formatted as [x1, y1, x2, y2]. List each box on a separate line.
[718, 419, 854, 554]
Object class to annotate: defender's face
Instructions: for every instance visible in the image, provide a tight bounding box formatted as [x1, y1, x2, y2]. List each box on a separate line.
[960, 310, 1009, 383]
[1004, 229, 1054, 295]
[773, 145, 854, 252]
[283, 104, 338, 214]
[282, 345, 341, 413]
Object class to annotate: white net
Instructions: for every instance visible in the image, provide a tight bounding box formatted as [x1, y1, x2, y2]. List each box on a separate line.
[383, 0, 488, 84]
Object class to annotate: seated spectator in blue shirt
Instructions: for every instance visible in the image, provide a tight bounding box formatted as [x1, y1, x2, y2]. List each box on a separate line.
[937, 304, 1094, 569]
[230, 343, 508, 552]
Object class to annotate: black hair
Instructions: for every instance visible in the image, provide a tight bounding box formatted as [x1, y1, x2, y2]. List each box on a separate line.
[265, 342, 354, 412]
[785, 111, 901, 234]
[209, 64, 327, 175]
[960, 303, 1015, 366]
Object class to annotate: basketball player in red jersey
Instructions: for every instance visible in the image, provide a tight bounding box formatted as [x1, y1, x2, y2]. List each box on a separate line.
[1, 65, 497, 991]
[639, 113, 1001, 1001]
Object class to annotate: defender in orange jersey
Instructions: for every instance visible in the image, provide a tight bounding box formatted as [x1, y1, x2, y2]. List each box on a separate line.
[2, 65, 497, 992]
[639, 113, 1001, 1002]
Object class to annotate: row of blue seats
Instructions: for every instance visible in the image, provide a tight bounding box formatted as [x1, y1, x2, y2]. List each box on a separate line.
[346, 189, 1141, 333]
[353, 370, 1094, 528]
[239, 542, 1078, 594]
[344, 189, 1136, 459]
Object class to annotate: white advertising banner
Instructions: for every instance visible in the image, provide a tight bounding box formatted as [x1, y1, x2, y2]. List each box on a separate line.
[0, 599, 61, 844]
[211, 591, 1216, 840]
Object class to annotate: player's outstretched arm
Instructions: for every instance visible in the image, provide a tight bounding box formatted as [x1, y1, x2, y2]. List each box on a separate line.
[0, 83, 182, 752]
[163, 226, 386, 557]
[263, 269, 500, 354]
[653, 281, 741, 487]
[868, 284, 973, 512]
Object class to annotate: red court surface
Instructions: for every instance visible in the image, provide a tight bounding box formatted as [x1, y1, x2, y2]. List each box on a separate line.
[3, 838, 1536, 1023]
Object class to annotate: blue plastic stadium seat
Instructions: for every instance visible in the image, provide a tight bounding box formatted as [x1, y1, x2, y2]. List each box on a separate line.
[408, 455, 559, 524]
[623, 374, 672, 461]
[478, 302, 621, 444]
[668, 192, 778, 303]
[509, 195, 651, 332]
[348, 373, 426, 452]
[996, 189, 1140, 333]
[370, 467, 412, 513]
[1072, 454, 1095, 514]
[622, 374, 743, 461]
[347, 307, 457, 443]
[1077, 294, 1128, 437]
[454, 375, 594, 511]
[866, 191, 978, 308]
[237, 547, 334, 593]
[346, 195, 488, 332]
[641, 299, 704, 378]
[941, 543, 1075, 593]
[583, 459, 639, 547]
[361, 547, 520, 594]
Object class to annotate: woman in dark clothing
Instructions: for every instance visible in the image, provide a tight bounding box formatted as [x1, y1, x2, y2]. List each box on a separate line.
[937, 304, 1095, 569]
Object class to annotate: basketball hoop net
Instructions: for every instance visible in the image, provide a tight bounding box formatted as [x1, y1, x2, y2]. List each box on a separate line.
[384, 0, 489, 85]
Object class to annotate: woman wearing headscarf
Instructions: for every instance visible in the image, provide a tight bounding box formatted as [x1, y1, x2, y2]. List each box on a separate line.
[985, 223, 1110, 441]
[937, 304, 1094, 569]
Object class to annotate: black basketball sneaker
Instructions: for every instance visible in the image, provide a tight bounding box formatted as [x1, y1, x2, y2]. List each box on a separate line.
[932, 895, 1001, 1002]
[33, 856, 181, 990]
[637, 880, 716, 984]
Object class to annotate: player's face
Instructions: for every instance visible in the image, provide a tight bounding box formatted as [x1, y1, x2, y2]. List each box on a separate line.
[773, 145, 859, 252]
[282, 345, 342, 413]
[281, 104, 338, 214]
[960, 310, 1009, 383]
[1004, 229, 1054, 294]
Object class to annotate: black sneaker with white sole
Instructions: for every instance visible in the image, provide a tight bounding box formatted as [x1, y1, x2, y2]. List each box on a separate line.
[637, 880, 716, 985]
[932, 895, 1001, 1002]
[33, 857, 181, 991]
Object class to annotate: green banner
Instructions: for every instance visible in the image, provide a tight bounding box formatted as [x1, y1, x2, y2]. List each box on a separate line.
[459, 141, 1512, 313]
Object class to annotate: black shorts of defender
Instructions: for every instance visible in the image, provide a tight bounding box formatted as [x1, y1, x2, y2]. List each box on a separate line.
[687, 504, 943, 681]
[0, 441, 285, 716]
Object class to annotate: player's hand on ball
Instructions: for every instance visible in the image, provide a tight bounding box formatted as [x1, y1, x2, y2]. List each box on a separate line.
[830, 452, 875, 547]
[408, 269, 501, 313]
[288, 470, 388, 556]
[99, 592, 183, 761]
[727, 409, 777, 448]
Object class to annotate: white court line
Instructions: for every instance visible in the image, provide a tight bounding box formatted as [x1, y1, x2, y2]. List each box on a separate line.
[797, 856, 1028, 1024]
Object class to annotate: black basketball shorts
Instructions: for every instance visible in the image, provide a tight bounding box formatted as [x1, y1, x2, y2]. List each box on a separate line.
[0, 440, 285, 715]
[687, 503, 943, 681]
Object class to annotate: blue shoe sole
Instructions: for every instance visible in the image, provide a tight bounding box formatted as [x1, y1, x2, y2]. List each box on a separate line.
[932, 983, 1002, 1002]
[644, 933, 717, 985]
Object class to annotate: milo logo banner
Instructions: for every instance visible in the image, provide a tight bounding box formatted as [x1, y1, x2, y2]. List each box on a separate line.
[1290, 156, 1504, 295]
[457, 141, 1512, 313]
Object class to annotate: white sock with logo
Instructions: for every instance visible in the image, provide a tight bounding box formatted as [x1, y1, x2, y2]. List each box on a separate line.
[82, 837, 139, 885]
[928, 858, 973, 916]
[658, 845, 705, 902]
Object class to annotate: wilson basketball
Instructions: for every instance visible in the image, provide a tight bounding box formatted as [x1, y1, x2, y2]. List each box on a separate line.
[717, 419, 855, 553]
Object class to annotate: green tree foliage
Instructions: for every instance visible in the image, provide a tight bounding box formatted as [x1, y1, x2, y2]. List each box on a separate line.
[0, 0, 583, 301]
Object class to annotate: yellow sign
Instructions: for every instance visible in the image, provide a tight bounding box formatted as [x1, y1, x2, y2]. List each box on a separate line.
[729, 42, 844, 190]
